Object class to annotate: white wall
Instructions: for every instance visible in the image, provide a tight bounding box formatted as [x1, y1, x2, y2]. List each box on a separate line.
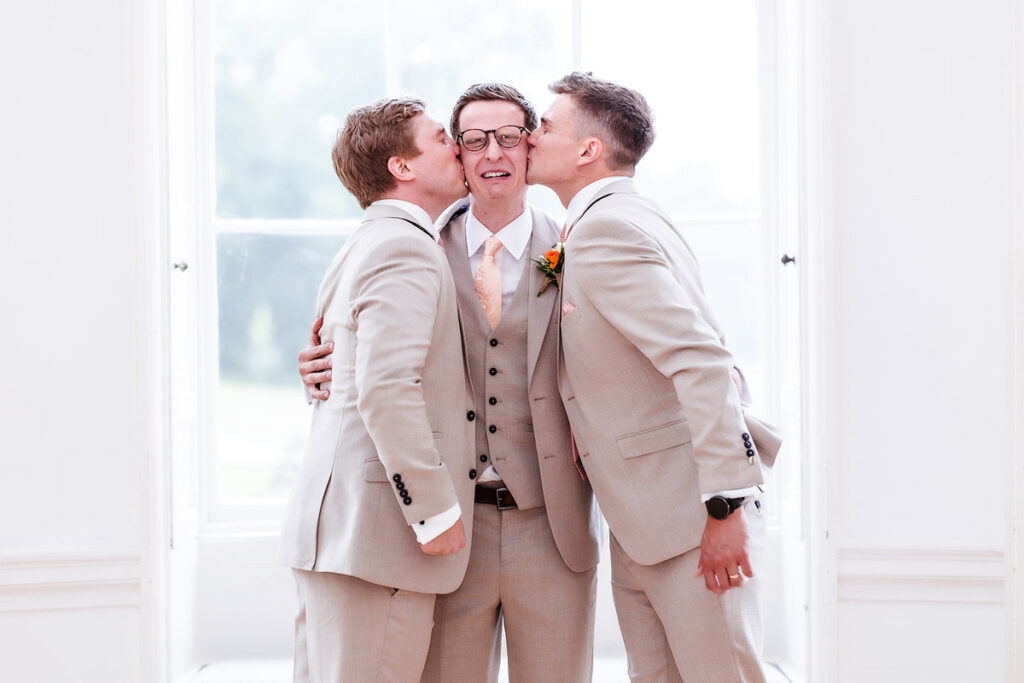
[820, 0, 1019, 680]
[0, 1, 159, 681]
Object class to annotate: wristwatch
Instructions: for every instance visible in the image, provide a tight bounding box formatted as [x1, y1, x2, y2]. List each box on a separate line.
[705, 495, 745, 520]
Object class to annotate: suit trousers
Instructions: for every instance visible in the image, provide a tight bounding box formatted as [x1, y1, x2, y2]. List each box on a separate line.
[609, 503, 767, 683]
[420, 503, 597, 683]
[292, 569, 436, 683]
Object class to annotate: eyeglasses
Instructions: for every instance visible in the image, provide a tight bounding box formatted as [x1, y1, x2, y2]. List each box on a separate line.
[457, 126, 529, 152]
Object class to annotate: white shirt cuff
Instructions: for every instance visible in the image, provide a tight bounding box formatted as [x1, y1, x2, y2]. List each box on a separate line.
[700, 486, 762, 503]
[412, 503, 462, 544]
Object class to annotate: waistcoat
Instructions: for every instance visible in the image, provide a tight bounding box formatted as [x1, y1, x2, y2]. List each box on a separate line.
[443, 211, 545, 509]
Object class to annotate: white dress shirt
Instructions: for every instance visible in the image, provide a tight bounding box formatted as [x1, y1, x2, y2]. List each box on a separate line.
[464, 204, 533, 312]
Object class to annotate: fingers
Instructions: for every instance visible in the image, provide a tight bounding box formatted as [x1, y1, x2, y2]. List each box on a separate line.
[423, 538, 464, 556]
[695, 555, 750, 594]
[726, 566, 745, 588]
[297, 342, 333, 365]
[419, 520, 466, 556]
[309, 316, 324, 345]
[298, 344, 333, 388]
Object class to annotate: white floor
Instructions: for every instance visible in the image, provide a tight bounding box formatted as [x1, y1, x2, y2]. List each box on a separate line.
[191, 658, 793, 683]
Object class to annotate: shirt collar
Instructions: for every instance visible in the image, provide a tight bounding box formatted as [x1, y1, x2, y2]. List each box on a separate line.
[465, 203, 532, 260]
[564, 176, 631, 229]
[372, 199, 438, 240]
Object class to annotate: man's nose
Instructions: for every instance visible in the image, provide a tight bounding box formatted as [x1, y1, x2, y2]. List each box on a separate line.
[485, 136, 503, 159]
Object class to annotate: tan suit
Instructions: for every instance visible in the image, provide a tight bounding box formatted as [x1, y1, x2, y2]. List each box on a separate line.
[281, 203, 476, 682]
[419, 205, 601, 683]
[558, 179, 782, 682]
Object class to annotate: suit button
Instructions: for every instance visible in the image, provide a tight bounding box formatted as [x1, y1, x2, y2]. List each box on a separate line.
[488, 425, 497, 434]
[490, 339, 498, 347]
[480, 454, 488, 463]
[746, 449, 755, 457]
[488, 397, 497, 405]
[469, 469, 477, 479]
[392, 474, 402, 483]
[467, 410, 476, 421]
[402, 495, 412, 505]
[489, 367, 497, 376]
[396, 482, 405, 491]
[742, 433, 750, 441]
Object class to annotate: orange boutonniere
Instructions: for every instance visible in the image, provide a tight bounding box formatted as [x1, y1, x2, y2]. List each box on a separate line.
[532, 242, 565, 295]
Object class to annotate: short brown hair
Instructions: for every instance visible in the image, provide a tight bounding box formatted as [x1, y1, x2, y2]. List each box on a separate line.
[449, 83, 538, 138]
[331, 97, 425, 209]
[549, 72, 655, 169]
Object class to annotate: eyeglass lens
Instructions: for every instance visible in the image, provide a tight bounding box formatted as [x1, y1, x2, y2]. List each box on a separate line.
[460, 126, 525, 151]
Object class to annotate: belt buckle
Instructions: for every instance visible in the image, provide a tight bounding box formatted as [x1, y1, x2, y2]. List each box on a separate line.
[495, 487, 515, 511]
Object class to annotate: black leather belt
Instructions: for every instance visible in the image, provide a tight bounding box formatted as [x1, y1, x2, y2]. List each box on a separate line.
[474, 485, 517, 510]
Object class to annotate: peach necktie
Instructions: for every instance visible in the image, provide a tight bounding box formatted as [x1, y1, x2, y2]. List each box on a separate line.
[475, 236, 503, 328]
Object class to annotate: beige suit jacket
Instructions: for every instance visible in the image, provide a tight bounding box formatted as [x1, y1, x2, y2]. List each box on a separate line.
[441, 205, 601, 573]
[557, 179, 782, 566]
[280, 203, 476, 594]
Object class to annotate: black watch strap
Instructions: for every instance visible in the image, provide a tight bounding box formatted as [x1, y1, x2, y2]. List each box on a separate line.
[705, 495, 745, 520]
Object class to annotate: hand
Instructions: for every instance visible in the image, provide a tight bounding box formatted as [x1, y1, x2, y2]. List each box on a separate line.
[419, 518, 466, 556]
[693, 507, 753, 594]
[298, 316, 333, 400]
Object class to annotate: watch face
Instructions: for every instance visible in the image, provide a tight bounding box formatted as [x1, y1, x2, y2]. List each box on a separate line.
[706, 496, 730, 520]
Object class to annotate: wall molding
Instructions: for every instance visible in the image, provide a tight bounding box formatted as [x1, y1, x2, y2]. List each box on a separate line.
[0, 553, 141, 613]
[838, 546, 1004, 605]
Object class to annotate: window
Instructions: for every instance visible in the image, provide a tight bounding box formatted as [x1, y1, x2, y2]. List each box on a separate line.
[195, 0, 771, 521]
[170, 0, 803, 675]
[199, 0, 576, 520]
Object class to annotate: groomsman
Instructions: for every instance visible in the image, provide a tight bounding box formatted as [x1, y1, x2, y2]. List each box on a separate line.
[299, 83, 601, 683]
[525, 72, 783, 682]
[280, 97, 475, 683]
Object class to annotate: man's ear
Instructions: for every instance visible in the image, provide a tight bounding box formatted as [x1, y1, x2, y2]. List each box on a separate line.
[387, 155, 414, 182]
[578, 137, 603, 168]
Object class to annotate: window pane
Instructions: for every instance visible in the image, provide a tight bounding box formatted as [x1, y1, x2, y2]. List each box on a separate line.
[213, 0, 383, 220]
[212, 0, 572, 221]
[683, 223, 766, 405]
[581, 0, 760, 216]
[390, 0, 572, 123]
[216, 233, 347, 503]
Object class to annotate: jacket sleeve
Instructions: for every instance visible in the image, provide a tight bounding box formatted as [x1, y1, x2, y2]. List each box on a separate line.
[340, 233, 460, 523]
[569, 214, 763, 495]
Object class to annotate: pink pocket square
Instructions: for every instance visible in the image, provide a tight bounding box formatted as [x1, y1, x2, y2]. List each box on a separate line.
[562, 302, 576, 317]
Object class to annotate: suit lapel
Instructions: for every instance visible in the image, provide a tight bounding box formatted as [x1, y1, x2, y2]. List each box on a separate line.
[434, 207, 478, 400]
[527, 207, 561, 389]
[442, 211, 492, 340]
[362, 202, 435, 240]
[570, 177, 638, 230]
